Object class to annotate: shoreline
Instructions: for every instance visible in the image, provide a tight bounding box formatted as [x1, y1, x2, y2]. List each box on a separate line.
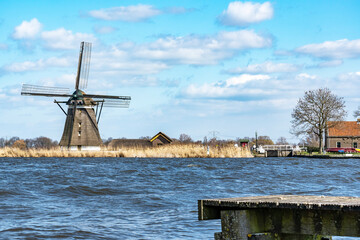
[294, 154, 360, 159]
[0, 145, 253, 158]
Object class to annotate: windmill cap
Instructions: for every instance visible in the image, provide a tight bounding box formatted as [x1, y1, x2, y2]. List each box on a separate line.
[70, 89, 85, 100]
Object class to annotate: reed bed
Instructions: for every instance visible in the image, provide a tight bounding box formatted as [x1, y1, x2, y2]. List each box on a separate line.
[0, 144, 253, 158]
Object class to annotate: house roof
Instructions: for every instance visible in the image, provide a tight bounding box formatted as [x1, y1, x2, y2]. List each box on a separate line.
[150, 132, 172, 143]
[328, 121, 360, 137]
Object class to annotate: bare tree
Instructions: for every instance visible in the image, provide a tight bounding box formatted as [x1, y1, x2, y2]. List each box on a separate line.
[249, 136, 273, 147]
[32, 136, 57, 149]
[276, 137, 289, 145]
[299, 133, 319, 147]
[258, 136, 274, 145]
[291, 88, 346, 153]
[102, 137, 113, 146]
[353, 107, 360, 119]
[139, 136, 150, 140]
[5, 137, 20, 147]
[179, 133, 192, 143]
[203, 136, 208, 145]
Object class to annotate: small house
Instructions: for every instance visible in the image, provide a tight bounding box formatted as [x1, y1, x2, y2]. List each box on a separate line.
[150, 132, 173, 146]
[238, 139, 249, 148]
[326, 120, 360, 149]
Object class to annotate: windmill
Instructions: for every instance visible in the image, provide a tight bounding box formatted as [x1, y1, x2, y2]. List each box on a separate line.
[21, 42, 131, 150]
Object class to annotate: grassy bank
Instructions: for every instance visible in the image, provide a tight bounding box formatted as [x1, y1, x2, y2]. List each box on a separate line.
[0, 144, 253, 158]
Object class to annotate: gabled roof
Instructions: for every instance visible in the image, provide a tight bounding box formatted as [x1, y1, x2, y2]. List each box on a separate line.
[328, 121, 360, 137]
[150, 132, 172, 143]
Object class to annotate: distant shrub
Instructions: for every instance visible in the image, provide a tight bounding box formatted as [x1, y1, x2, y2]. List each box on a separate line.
[307, 146, 319, 153]
[12, 140, 27, 150]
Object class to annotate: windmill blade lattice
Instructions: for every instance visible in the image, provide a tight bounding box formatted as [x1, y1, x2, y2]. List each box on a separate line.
[79, 42, 92, 90]
[94, 98, 131, 108]
[21, 84, 70, 96]
[84, 93, 131, 100]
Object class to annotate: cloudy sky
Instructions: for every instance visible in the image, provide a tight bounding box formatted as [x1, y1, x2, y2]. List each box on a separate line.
[1, 0, 360, 143]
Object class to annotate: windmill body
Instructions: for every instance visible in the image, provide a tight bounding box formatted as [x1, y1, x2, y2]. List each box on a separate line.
[59, 90, 102, 150]
[21, 42, 131, 151]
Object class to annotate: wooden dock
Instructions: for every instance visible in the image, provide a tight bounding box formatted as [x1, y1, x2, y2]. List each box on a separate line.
[262, 145, 296, 157]
[198, 195, 360, 240]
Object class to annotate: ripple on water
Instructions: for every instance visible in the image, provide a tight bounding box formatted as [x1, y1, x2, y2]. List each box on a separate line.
[1, 157, 360, 240]
[47, 185, 120, 197]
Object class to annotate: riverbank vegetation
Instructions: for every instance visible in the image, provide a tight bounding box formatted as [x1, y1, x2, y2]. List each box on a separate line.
[0, 134, 257, 158]
[0, 144, 252, 158]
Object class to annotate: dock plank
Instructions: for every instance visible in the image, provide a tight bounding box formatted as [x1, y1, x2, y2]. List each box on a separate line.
[199, 195, 360, 239]
[200, 195, 360, 219]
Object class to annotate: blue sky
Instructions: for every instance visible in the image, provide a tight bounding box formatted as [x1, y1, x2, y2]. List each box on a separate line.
[1, 0, 360, 143]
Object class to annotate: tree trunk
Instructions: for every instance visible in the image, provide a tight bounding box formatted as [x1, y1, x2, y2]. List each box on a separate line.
[318, 130, 323, 154]
[324, 123, 328, 150]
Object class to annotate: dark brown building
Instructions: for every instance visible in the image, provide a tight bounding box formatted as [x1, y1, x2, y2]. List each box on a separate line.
[326, 120, 360, 148]
[149, 132, 173, 146]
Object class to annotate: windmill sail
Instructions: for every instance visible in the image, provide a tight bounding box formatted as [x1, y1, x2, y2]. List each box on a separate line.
[21, 84, 70, 97]
[84, 93, 131, 100]
[93, 98, 131, 108]
[79, 42, 92, 90]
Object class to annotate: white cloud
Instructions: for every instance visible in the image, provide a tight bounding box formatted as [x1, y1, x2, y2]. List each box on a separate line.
[37, 73, 77, 87]
[89, 4, 161, 22]
[218, 1, 273, 26]
[93, 25, 117, 34]
[227, 62, 300, 74]
[181, 71, 331, 106]
[216, 30, 272, 49]
[184, 74, 271, 98]
[93, 59, 169, 76]
[225, 74, 270, 86]
[41, 28, 96, 49]
[134, 30, 272, 65]
[316, 60, 343, 68]
[338, 72, 360, 82]
[296, 73, 317, 80]
[3, 29, 271, 82]
[91, 46, 169, 76]
[330, 72, 360, 98]
[12, 18, 42, 39]
[296, 39, 360, 59]
[186, 83, 237, 98]
[11, 18, 95, 50]
[3, 57, 71, 72]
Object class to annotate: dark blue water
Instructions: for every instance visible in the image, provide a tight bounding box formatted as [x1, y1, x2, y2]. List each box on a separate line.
[0, 157, 359, 239]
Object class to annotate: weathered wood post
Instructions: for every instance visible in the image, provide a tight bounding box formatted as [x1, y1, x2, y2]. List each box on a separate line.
[199, 195, 360, 240]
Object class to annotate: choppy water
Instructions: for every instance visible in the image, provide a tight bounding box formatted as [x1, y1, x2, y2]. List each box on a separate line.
[1, 157, 360, 239]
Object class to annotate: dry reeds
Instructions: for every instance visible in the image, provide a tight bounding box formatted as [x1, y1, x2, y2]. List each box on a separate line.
[118, 144, 253, 158]
[0, 144, 253, 158]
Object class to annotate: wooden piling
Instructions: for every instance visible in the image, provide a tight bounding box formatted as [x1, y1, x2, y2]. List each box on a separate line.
[198, 195, 360, 239]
